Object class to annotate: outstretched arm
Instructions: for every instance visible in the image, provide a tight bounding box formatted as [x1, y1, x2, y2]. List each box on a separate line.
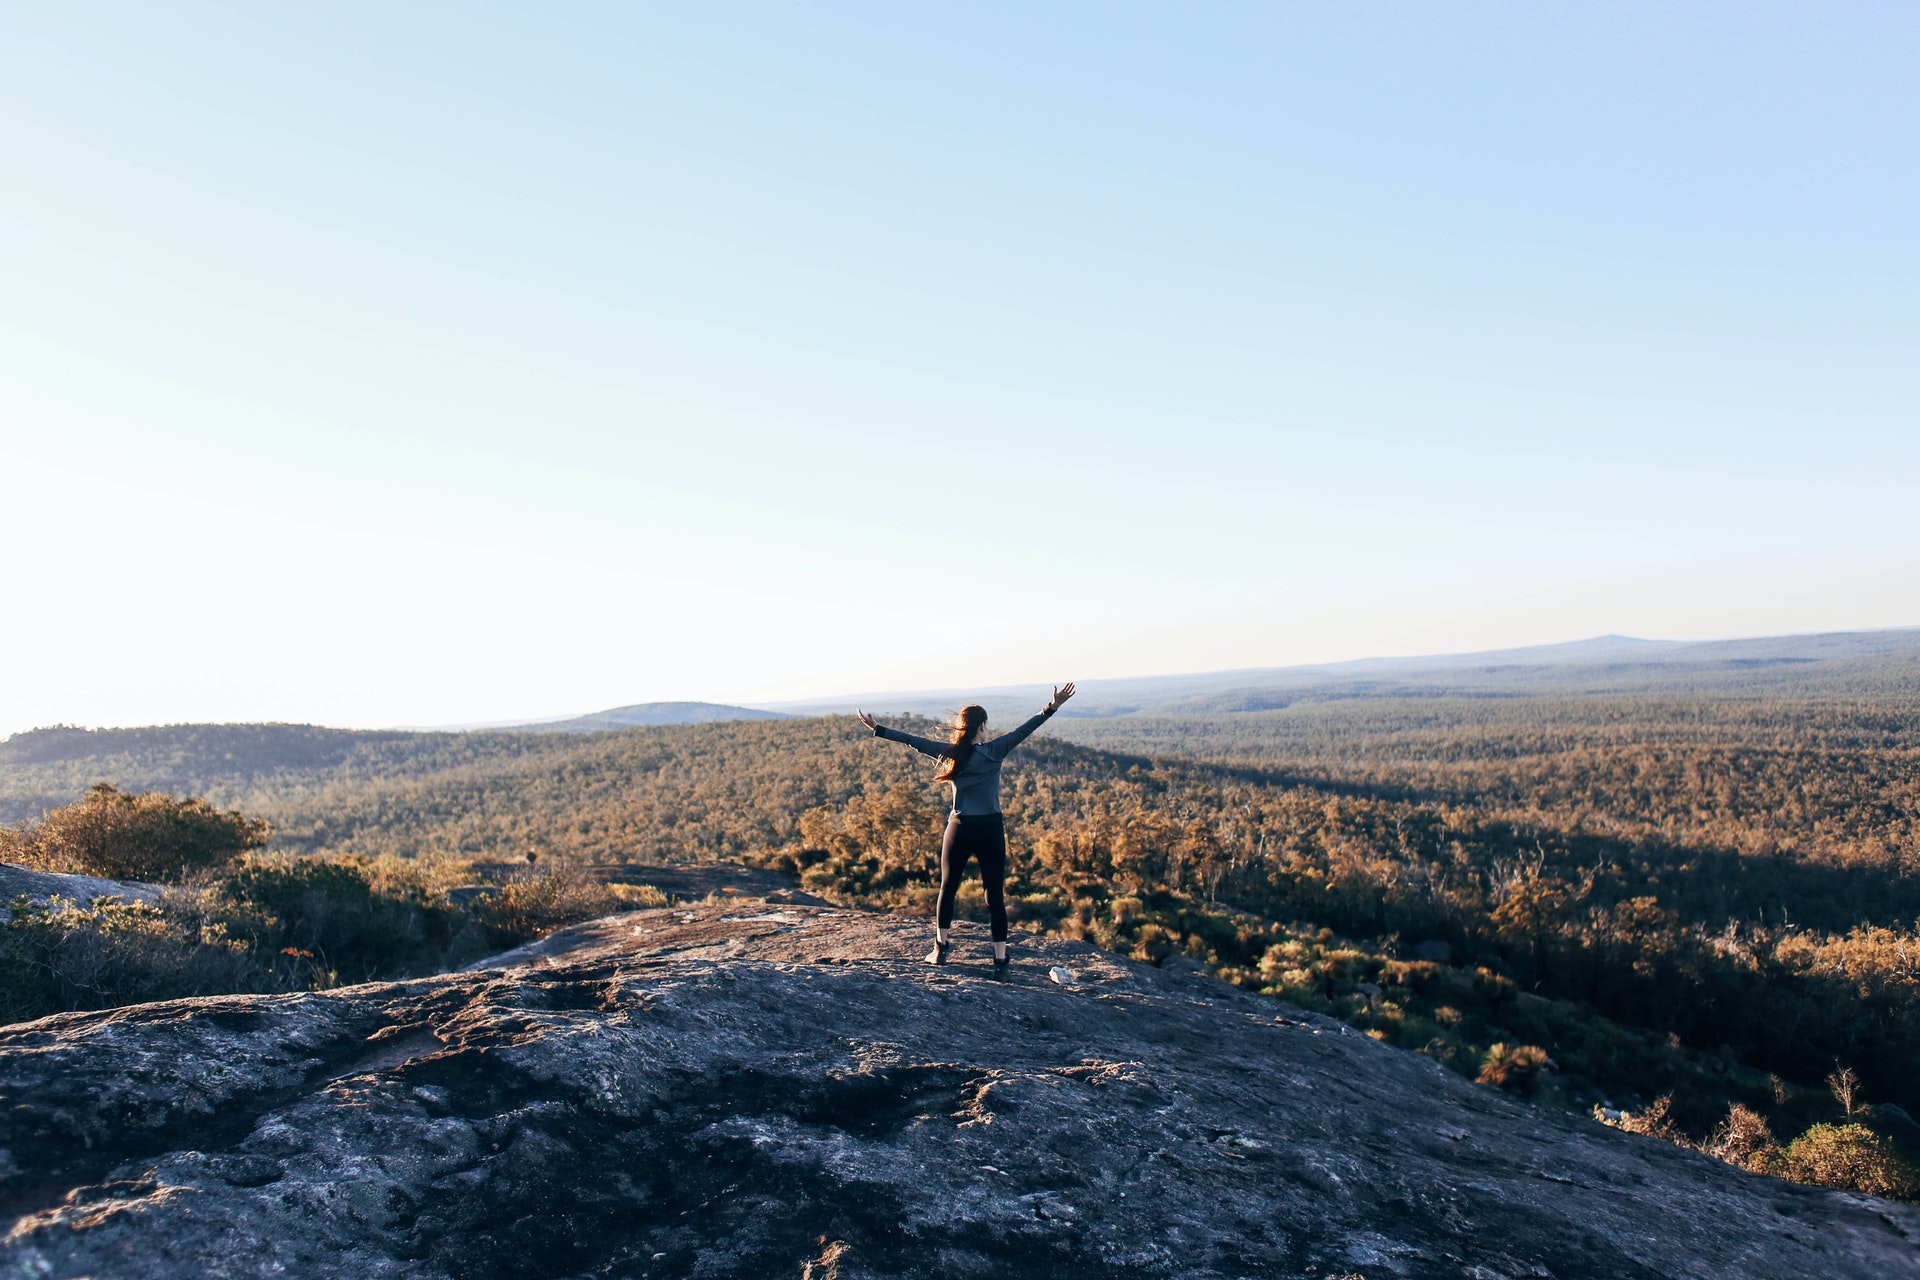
[982, 683, 1076, 758]
[857, 708, 947, 758]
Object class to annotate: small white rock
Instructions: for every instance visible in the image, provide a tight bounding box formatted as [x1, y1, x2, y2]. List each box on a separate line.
[1048, 966, 1075, 985]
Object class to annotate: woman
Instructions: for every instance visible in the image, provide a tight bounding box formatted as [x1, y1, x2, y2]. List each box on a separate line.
[857, 683, 1075, 978]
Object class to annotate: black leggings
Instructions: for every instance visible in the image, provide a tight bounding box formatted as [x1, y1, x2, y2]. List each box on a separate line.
[937, 813, 1008, 942]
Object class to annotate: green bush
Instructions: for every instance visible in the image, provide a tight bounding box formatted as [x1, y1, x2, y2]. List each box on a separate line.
[1762, 1123, 1920, 1201]
[4, 783, 269, 881]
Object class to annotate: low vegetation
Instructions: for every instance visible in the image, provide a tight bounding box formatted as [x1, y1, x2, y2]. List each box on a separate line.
[1, 790, 636, 1024]
[7, 673, 1920, 1202]
[1763, 1123, 1920, 1200]
[1599, 1092, 1920, 1202]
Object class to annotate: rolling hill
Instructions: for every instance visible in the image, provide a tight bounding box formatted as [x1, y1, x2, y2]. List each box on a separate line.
[507, 701, 790, 733]
[753, 626, 1920, 720]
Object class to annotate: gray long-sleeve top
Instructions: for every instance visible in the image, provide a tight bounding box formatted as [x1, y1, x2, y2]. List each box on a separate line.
[872, 707, 1055, 816]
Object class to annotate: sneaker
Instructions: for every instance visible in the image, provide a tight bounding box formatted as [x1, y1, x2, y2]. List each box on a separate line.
[925, 940, 951, 965]
[992, 955, 1010, 981]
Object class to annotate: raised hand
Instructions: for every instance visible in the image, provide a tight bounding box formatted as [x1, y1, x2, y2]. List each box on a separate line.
[855, 708, 879, 731]
[1047, 682, 1076, 713]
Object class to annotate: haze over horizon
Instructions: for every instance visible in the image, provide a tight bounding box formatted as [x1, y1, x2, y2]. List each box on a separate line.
[6, 624, 1916, 737]
[4, 5, 1916, 737]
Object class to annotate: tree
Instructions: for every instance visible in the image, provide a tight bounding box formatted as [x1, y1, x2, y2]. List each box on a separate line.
[1827, 1064, 1861, 1119]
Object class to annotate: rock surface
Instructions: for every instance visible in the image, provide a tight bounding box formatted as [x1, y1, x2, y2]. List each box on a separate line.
[3, 903, 1915, 1279]
[0, 863, 161, 921]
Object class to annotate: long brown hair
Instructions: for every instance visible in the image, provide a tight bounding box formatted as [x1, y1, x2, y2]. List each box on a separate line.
[933, 704, 988, 781]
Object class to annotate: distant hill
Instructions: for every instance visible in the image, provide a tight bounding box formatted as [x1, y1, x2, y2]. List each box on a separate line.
[0, 707, 778, 824]
[0, 723, 461, 825]
[511, 702, 790, 733]
[6, 627, 1916, 825]
[759, 627, 1920, 720]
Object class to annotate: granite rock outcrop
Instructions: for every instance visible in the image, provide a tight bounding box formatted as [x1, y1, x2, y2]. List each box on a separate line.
[4, 903, 1916, 1279]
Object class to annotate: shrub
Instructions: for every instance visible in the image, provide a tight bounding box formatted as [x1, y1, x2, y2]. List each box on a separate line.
[1130, 923, 1178, 964]
[6, 784, 269, 881]
[0, 893, 260, 1023]
[1595, 1093, 1681, 1141]
[213, 855, 470, 982]
[1477, 1042, 1550, 1093]
[475, 868, 625, 945]
[1762, 1124, 1920, 1201]
[609, 882, 672, 908]
[1, 851, 635, 1025]
[1702, 1103, 1778, 1169]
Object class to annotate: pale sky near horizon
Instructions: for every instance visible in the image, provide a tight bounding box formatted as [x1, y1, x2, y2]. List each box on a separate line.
[3, 4, 1917, 736]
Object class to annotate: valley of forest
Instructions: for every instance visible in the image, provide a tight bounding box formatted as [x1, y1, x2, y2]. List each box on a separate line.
[5, 641, 1920, 1201]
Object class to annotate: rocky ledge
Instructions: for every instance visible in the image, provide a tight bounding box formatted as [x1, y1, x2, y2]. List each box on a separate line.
[0, 864, 161, 921]
[3, 903, 1915, 1279]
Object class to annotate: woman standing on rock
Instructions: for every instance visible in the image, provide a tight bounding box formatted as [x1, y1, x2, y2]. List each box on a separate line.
[857, 684, 1075, 979]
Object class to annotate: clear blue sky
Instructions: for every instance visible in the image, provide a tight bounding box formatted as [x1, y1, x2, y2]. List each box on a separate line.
[3, 4, 1916, 733]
